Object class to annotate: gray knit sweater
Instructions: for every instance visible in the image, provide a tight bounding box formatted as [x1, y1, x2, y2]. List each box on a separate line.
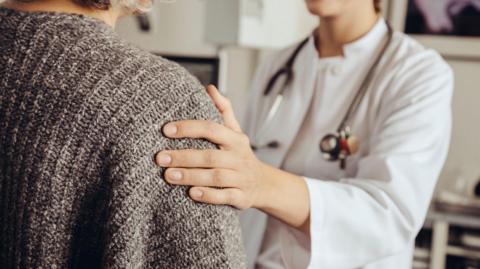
[0, 7, 245, 269]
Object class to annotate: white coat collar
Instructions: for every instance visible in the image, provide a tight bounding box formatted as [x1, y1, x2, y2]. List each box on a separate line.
[344, 17, 388, 57]
[306, 17, 388, 60]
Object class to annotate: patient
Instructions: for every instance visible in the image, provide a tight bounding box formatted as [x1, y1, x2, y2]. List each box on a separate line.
[0, 0, 245, 268]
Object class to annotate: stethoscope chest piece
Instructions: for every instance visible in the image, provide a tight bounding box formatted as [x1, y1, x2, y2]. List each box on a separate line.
[320, 134, 342, 161]
[319, 128, 359, 169]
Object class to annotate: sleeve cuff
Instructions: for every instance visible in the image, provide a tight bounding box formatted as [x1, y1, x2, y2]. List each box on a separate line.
[304, 177, 327, 268]
[279, 177, 328, 269]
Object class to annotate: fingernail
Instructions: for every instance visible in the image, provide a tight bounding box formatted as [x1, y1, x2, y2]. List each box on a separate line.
[169, 170, 182, 181]
[191, 189, 203, 199]
[163, 124, 177, 136]
[156, 154, 172, 166]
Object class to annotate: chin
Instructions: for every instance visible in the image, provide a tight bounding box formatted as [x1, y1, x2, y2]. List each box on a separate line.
[304, 0, 343, 17]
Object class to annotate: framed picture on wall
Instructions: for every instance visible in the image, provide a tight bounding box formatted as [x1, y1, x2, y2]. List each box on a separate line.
[389, 0, 480, 59]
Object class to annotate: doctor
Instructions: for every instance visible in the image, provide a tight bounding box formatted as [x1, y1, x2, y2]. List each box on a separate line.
[156, 0, 454, 268]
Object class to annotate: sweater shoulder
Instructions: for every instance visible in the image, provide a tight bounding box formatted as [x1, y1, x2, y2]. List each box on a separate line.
[100, 39, 218, 136]
[0, 8, 220, 152]
[92, 37, 222, 153]
[51, 16, 217, 131]
[74, 22, 207, 104]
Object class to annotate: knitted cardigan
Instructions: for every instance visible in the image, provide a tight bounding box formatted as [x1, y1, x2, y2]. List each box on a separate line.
[0, 7, 245, 269]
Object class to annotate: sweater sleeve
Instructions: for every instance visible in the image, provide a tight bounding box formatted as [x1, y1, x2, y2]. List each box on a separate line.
[102, 85, 246, 269]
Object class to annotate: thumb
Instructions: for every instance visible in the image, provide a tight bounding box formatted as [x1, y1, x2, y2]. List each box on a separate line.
[206, 85, 242, 132]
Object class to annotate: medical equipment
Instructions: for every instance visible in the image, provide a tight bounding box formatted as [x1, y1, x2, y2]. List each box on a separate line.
[205, 0, 317, 49]
[162, 55, 220, 86]
[252, 22, 394, 169]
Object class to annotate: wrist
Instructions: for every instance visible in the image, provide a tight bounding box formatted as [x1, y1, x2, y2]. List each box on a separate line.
[252, 163, 310, 229]
[253, 161, 275, 210]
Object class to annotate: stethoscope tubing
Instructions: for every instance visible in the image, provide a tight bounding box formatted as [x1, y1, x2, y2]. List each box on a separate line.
[253, 22, 395, 151]
[337, 23, 394, 132]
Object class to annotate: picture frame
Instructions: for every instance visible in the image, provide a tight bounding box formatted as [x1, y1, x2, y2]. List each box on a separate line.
[388, 0, 480, 60]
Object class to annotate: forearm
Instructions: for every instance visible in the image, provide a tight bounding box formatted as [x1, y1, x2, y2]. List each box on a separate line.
[256, 162, 311, 234]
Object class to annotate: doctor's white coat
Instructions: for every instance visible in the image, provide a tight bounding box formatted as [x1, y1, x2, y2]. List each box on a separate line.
[240, 19, 454, 269]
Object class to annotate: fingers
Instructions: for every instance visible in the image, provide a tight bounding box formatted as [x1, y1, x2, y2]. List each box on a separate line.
[206, 85, 228, 113]
[206, 85, 242, 132]
[164, 168, 239, 188]
[155, 149, 237, 169]
[163, 120, 247, 149]
[189, 187, 246, 209]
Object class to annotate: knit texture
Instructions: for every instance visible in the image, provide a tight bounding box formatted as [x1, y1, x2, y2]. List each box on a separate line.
[0, 7, 245, 269]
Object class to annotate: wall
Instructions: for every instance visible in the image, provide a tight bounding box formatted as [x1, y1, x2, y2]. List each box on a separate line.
[438, 59, 480, 194]
[205, 0, 317, 49]
[116, 0, 217, 57]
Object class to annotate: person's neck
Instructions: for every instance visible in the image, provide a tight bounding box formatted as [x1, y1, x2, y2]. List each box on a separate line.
[1, 0, 123, 28]
[316, 8, 379, 58]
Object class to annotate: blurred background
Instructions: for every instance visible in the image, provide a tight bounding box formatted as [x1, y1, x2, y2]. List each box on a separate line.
[115, 0, 480, 268]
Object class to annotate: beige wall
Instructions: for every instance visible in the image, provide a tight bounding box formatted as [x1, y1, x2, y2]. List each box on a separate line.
[438, 59, 480, 193]
[116, 0, 217, 57]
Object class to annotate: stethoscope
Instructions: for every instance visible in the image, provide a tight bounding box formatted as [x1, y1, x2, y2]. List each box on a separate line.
[251, 22, 394, 170]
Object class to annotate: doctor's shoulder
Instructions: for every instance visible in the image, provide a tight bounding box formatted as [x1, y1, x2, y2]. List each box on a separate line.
[388, 32, 453, 84]
[379, 31, 454, 103]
